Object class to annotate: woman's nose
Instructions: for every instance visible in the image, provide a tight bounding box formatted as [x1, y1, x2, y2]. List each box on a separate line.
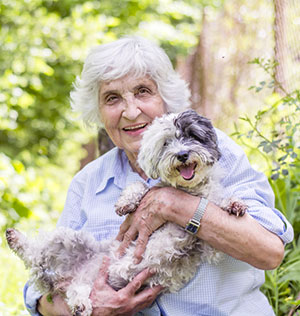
[122, 95, 141, 120]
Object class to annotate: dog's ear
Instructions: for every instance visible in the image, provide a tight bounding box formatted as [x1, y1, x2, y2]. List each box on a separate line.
[175, 110, 215, 138]
[137, 131, 161, 179]
[175, 110, 221, 161]
[138, 113, 177, 180]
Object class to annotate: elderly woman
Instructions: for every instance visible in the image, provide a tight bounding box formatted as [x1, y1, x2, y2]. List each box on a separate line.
[25, 36, 293, 316]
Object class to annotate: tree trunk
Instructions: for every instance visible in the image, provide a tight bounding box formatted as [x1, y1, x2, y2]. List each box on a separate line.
[197, 8, 210, 115]
[79, 130, 115, 170]
[80, 139, 97, 169]
[274, 0, 288, 94]
[177, 7, 211, 117]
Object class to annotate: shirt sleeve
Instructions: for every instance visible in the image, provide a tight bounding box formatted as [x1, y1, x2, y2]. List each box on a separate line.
[23, 282, 42, 316]
[217, 130, 294, 244]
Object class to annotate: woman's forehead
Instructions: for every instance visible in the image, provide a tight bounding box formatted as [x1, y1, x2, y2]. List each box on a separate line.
[99, 75, 157, 93]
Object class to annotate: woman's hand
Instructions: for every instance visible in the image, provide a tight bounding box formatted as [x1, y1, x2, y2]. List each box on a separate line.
[90, 256, 163, 316]
[38, 257, 163, 316]
[116, 186, 199, 263]
[37, 293, 71, 316]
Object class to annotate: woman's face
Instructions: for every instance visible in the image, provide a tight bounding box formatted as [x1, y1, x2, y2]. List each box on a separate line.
[99, 75, 166, 161]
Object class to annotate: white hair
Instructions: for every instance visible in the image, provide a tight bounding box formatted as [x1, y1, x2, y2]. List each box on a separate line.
[70, 36, 191, 126]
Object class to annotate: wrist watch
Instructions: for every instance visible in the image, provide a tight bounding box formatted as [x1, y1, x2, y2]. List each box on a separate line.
[185, 198, 208, 235]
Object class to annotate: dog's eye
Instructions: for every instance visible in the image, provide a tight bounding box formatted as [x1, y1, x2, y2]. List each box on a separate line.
[189, 131, 205, 144]
[163, 140, 169, 147]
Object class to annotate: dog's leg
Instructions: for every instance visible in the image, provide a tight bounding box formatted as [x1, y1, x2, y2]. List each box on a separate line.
[6, 228, 33, 267]
[115, 181, 149, 216]
[221, 198, 248, 217]
[65, 256, 101, 316]
[66, 282, 92, 316]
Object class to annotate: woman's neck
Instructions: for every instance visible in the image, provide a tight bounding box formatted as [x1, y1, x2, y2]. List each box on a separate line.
[126, 151, 148, 180]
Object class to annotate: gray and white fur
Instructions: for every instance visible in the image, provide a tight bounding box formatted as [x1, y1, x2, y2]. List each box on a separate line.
[6, 110, 247, 316]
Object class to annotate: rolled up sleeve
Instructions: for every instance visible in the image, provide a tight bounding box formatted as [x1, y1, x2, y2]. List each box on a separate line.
[217, 129, 294, 244]
[23, 282, 42, 316]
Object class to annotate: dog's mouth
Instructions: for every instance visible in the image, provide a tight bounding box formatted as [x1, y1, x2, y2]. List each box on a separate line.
[177, 162, 197, 180]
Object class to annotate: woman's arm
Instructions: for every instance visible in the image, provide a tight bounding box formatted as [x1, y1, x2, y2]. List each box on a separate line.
[117, 132, 293, 271]
[116, 186, 285, 270]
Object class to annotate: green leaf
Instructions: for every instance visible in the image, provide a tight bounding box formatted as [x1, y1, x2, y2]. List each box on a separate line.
[11, 160, 25, 173]
[271, 173, 280, 180]
[291, 152, 298, 159]
[46, 293, 53, 303]
[263, 144, 273, 153]
[12, 199, 30, 218]
[278, 154, 288, 162]
[282, 169, 289, 176]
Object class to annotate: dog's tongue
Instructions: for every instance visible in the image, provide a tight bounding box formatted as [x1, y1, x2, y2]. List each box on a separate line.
[178, 163, 196, 180]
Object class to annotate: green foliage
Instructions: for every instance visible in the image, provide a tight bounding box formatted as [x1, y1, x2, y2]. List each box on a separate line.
[263, 245, 300, 315]
[0, 244, 29, 315]
[233, 58, 300, 315]
[0, 154, 30, 228]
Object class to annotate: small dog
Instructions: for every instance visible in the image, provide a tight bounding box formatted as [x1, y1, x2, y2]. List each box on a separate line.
[6, 109, 247, 316]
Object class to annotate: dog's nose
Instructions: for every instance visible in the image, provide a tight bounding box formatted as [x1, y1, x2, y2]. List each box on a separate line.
[177, 151, 189, 163]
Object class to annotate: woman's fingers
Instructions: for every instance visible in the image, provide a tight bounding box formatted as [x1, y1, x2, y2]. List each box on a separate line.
[117, 213, 152, 262]
[117, 226, 138, 257]
[122, 268, 164, 312]
[115, 187, 170, 262]
[116, 215, 136, 257]
[115, 215, 132, 242]
[124, 268, 153, 295]
[133, 230, 150, 264]
[133, 284, 164, 309]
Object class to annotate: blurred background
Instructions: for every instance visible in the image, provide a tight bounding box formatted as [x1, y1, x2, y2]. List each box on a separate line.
[0, 0, 299, 315]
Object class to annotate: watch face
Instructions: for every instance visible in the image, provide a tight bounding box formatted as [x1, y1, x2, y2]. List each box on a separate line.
[186, 223, 198, 234]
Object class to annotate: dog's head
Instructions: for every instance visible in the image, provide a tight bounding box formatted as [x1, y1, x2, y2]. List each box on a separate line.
[138, 109, 221, 189]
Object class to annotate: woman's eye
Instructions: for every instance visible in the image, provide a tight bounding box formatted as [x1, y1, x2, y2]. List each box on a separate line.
[106, 95, 119, 104]
[137, 87, 151, 95]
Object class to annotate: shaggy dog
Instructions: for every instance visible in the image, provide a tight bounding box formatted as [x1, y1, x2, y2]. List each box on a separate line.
[6, 110, 247, 316]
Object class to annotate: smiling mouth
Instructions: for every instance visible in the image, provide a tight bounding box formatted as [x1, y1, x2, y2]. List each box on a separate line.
[123, 123, 148, 132]
[177, 162, 197, 180]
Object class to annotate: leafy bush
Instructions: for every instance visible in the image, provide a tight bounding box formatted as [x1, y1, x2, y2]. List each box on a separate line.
[0, 147, 84, 315]
[0, 244, 29, 316]
[233, 58, 300, 316]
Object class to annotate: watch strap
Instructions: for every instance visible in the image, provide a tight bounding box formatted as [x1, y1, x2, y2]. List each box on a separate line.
[185, 198, 208, 235]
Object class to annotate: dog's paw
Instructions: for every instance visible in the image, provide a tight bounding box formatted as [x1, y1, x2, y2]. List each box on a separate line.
[115, 182, 149, 216]
[222, 198, 247, 217]
[6, 228, 21, 250]
[73, 304, 85, 316]
[67, 287, 92, 316]
[72, 302, 92, 316]
[115, 202, 138, 216]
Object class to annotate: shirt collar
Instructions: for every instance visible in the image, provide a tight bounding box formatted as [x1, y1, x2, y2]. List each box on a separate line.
[95, 148, 159, 195]
[95, 148, 124, 194]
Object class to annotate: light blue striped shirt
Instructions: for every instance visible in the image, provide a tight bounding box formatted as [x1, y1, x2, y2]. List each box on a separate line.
[24, 129, 293, 316]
